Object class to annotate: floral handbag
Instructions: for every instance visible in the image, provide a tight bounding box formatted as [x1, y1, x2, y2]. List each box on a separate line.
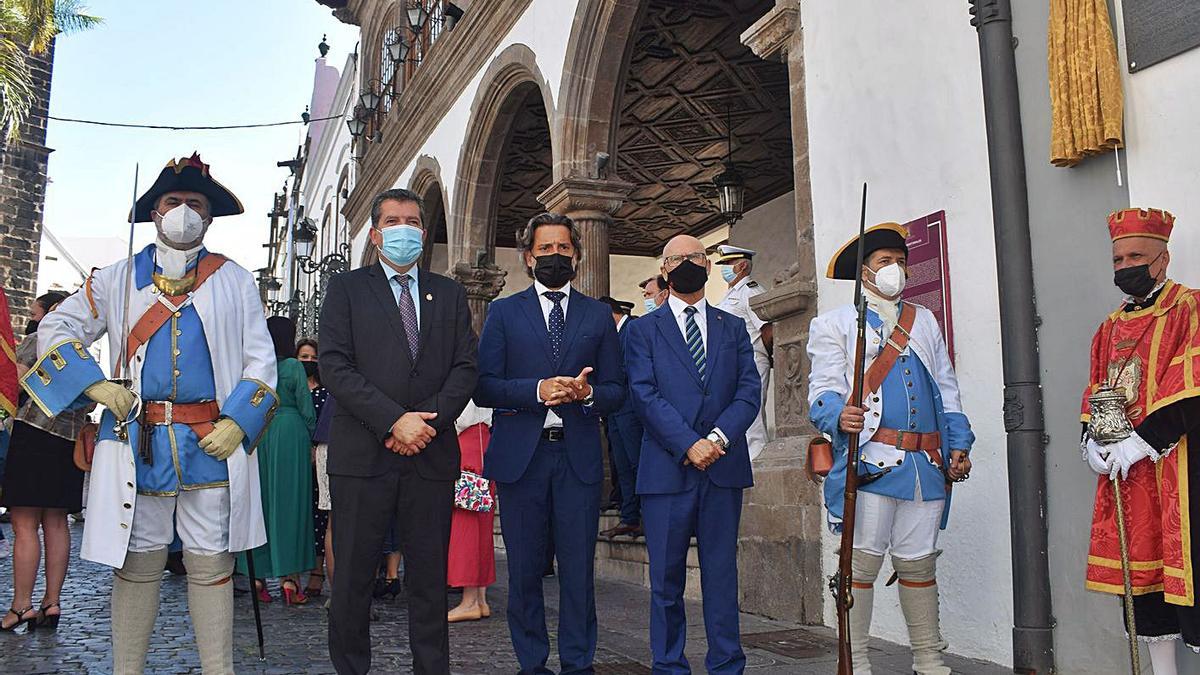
[454, 424, 494, 512]
[454, 470, 494, 512]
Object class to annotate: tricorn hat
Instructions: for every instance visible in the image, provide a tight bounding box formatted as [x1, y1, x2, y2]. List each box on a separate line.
[826, 222, 909, 280]
[131, 153, 244, 223]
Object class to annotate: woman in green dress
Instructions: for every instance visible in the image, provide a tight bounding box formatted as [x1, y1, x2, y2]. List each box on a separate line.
[237, 317, 317, 605]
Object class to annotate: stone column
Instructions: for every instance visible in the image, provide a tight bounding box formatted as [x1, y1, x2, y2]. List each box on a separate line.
[452, 260, 507, 336]
[0, 45, 54, 329]
[538, 177, 632, 299]
[733, 1, 826, 625]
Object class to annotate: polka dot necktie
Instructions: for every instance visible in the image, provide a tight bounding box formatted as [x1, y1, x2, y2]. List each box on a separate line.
[684, 306, 706, 381]
[544, 291, 566, 362]
[394, 276, 420, 361]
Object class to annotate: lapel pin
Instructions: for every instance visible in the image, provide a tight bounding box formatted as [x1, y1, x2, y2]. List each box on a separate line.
[426, 293, 433, 301]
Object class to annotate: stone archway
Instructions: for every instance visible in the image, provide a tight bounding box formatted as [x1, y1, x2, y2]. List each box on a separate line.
[557, 0, 822, 625]
[450, 43, 553, 331]
[408, 155, 451, 274]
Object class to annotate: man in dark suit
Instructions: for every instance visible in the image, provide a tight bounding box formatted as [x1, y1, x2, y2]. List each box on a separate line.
[624, 234, 760, 675]
[474, 213, 624, 674]
[598, 296, 644, 539]
[319, 188, 478, 675]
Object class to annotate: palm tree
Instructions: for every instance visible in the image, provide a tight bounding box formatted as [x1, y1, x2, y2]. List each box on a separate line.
[0, 0, 101, 140]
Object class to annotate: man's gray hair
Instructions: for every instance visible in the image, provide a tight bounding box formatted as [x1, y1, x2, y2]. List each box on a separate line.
[516, 212, 583, 279]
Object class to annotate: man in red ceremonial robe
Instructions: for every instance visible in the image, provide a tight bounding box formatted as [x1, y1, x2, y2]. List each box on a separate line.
[1081, 207, 1200, 674]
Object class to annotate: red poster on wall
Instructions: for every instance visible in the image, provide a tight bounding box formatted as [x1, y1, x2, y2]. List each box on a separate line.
[902, 211, 955, 362]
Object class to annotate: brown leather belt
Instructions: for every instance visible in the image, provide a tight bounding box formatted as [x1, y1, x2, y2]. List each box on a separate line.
[143, 400, 220, 426]
[871, 428, 941, 452]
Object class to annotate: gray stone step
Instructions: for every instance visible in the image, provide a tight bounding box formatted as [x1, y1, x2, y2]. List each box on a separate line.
[491, 506, 701, 599]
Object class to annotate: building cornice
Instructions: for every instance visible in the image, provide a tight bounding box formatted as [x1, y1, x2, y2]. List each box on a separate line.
[740, 0, 798, 61]
[344, 0, 533, 233]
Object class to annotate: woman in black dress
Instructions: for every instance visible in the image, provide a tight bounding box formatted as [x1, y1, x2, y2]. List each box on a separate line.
[1, 292, 93, 632]
[297, 338, 331, 597]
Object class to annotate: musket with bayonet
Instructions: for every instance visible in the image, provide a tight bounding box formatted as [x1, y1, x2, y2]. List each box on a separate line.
[832, 183, 870, 675]
[111, 166, 143, 446]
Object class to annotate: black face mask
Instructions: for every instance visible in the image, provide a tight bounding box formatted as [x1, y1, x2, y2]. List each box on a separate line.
[301, 360, 319, 379]
[668, 260, 709, 295]
[1114, 256, 1162, 299]
[533, 253, 576, 289]
[24, 319, 38, 335]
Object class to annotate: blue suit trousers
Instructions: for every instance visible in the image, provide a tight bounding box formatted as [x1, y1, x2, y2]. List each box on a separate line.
[498, 438, 601, 674]
[642, 474, 746, 675]
[608, 412, 643, 525]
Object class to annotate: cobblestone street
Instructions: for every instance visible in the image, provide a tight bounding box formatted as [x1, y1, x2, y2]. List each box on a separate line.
[0, 523, 1006, 674]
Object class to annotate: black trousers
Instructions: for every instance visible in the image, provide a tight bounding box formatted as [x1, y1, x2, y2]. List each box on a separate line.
[328, 464, 454, 674]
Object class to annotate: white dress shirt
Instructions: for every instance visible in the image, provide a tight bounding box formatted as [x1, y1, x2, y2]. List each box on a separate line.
[534, 280, 572, 429]
[667, 293, 709, 351]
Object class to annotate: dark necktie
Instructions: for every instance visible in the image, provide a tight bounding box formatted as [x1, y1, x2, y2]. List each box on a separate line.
[394, 275, 420, 361]
[544, 291, 566, 362]
[684, 306, 706, 380]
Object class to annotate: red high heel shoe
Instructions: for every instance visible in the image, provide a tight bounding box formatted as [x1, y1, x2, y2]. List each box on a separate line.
[254, 580, 273, 604]
[281, 580, 309, 606]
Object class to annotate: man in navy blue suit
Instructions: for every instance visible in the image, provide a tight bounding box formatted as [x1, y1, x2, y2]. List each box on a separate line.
[625, 234, 761, 674]
[474, 213, 625, 674]
[599, 296, 644, 539]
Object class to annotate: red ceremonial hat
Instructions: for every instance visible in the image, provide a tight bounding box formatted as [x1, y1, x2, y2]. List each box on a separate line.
[1107, 208, 1175, 243]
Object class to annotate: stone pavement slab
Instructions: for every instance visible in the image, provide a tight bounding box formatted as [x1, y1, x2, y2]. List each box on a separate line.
[0, 522, 1006, 673]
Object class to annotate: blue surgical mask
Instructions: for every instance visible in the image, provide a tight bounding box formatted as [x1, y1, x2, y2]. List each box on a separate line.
[378, 224, 423, 266]
[720, 266, 738, 283]
[644, 298, 658, 314]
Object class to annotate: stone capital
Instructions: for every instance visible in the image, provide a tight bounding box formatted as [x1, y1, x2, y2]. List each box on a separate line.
[538, 177, 633, 218]
[750, 277, 815, 323]
[452, 260, 508, 301]
[740, 1, 799, 62]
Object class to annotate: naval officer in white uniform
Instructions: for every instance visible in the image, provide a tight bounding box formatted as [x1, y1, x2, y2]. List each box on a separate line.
[714, 245, 772, 459]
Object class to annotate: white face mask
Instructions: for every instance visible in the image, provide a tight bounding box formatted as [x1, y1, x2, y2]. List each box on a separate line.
[157, 204, 206, 245]
[868, 262, 906, 298]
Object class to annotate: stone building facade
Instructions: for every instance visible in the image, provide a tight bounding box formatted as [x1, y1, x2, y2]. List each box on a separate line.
[298, 0, 1200, 671]
[0, 44, 54, 327]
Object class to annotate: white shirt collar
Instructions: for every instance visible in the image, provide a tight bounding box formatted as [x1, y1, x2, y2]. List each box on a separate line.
[533, 280, 572, 301]
[616, 314, 629, 331]
[380, 260, 418, 285]
[668, 293, 707, 318]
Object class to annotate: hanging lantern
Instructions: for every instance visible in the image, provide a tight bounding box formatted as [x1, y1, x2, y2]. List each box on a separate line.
[714, 159, 745, 226]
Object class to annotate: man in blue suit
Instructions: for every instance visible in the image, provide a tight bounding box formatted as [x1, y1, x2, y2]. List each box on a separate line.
[475, 213, 625, 674]
[625, 234, 761, 674]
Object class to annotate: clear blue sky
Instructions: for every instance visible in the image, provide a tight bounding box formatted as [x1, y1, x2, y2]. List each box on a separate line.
[43, 0, 359, 273]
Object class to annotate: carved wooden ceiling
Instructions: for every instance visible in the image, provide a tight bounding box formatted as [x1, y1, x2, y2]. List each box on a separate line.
[612, 0, 792, 255]
[493, 85, 553, 249]
[487, 0, 790, 256]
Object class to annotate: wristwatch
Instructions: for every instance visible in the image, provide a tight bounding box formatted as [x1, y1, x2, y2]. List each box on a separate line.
[581, 388, 595, 406]
[706, 431, 727, 449]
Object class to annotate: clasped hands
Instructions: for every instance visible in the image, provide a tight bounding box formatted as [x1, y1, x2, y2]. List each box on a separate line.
[387, 411, 438, 455]
[539, 367, 594, 407]
[684, 437, 724, 471]
[1084, 433, 1158, 480]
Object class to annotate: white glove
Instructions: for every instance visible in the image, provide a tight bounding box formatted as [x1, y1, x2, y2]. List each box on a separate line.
[1108, 432, 1160, 480]
[198, 418, 246, 461]
[1083, 437, 1116, 476]
[84, 381, 136, 421]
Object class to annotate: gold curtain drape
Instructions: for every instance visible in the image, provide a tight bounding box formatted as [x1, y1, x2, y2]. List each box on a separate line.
[1048, 0, 1125, 167]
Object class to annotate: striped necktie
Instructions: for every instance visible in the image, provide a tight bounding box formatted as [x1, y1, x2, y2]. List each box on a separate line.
[684, 306, 706, 380]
